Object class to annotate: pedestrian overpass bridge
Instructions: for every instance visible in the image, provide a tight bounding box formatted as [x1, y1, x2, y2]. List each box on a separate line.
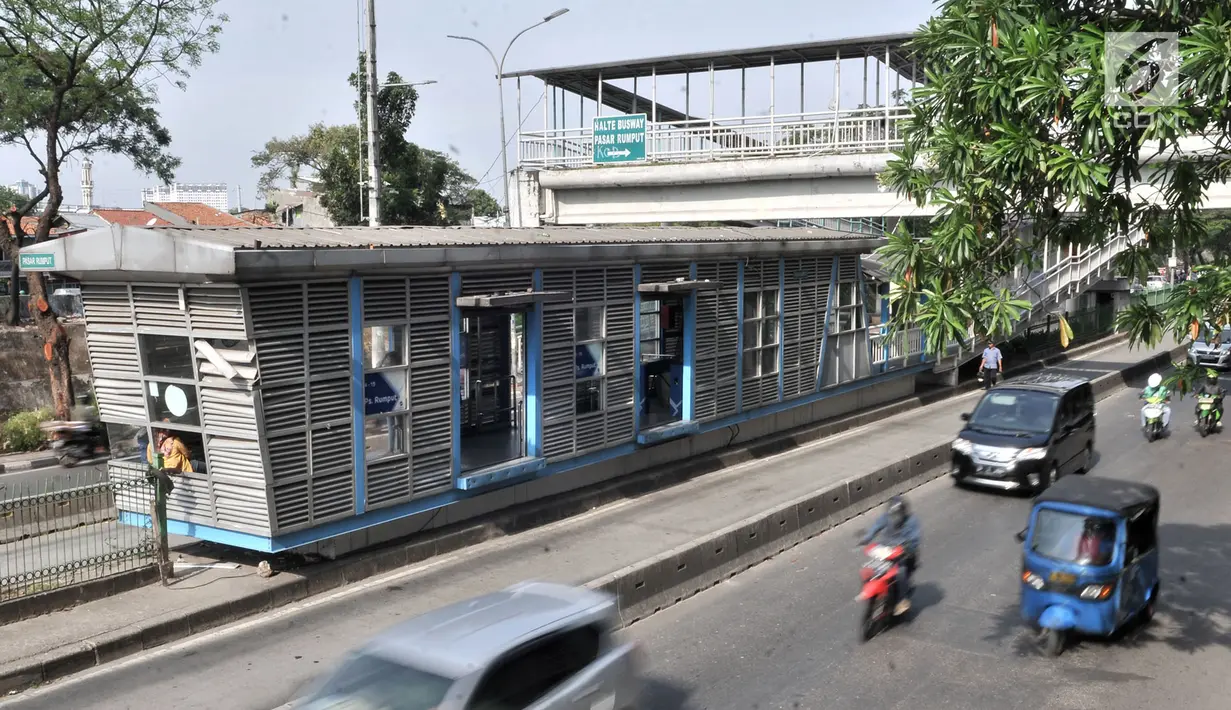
[505, 33, 1231, 228]
[500, 32, 1214, 371]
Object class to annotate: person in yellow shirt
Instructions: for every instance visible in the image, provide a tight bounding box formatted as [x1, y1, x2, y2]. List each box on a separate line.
[146, 429, 194, 473]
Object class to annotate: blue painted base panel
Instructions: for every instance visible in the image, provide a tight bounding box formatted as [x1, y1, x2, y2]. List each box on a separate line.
[637, 420, 700, 445]
[455, 456, 546, 491]
[123, 362, 933, 554]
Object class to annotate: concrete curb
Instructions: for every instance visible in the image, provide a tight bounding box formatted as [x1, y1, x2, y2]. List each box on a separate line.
[0, 338, 1181, 695]
[0, 456, 60, 474]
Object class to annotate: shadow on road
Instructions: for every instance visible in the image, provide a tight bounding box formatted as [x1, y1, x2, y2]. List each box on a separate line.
[640, 678, 692, 709]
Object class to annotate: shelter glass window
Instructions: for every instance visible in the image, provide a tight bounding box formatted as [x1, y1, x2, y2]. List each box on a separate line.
[145, 427, 206, 474]
[831, 282, 865, 334]
[363, 326, 409, 461]
[639, 299, 661, 358]
[575, 306, 607, 415]
[742, 289, 780, 378]
[140, 334, 195, 380]
[144, 380, 200, 427]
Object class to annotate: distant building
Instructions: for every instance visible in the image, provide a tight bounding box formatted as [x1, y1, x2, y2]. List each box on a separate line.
[8, 180, 39, 200]
[141, 183, 229, 212]
[266, 188, 335, 228]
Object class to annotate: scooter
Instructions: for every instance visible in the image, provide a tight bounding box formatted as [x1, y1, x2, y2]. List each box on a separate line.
[1141, 395, 1167, 442]
[1195, 393, 1221, 438]
[856, 543, 908, 642]
[39, 420, 106, 467]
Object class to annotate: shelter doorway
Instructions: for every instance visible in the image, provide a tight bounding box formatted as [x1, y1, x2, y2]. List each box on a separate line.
[460, 310, 526, 472]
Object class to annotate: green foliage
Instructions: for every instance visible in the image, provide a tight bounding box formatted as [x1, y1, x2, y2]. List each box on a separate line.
[877, 0, 1231, 356]
[252, 56, 499, 227]
[0, 0, 227, 212]
[0, 185, 25, 210]
[1, 408, 51, 452]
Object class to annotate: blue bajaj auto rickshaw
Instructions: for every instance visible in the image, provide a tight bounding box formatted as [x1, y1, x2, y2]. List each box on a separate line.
[1015, 475, 1161, 656]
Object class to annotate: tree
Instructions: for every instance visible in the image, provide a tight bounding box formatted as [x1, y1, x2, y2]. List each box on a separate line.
[0, 0, 226, 418]
[876, 1, 1231, 358]
[252, 57, 496, 227]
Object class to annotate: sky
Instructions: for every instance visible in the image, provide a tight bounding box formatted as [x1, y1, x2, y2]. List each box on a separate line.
[0, 0, 935, 211]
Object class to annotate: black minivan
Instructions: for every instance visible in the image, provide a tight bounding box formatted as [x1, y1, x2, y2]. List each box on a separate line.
[950, 373, 1096, 493]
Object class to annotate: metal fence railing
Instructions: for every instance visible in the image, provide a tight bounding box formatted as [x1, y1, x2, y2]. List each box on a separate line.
[519, 106, 911, 169]
[1011, 305, 1117, 358]
[1143, 285, 1175, 308]
[0, 464, 156, 603]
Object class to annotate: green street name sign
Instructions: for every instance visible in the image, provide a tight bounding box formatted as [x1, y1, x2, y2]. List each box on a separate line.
[18, 253, 56, 270]
[593, 114, 647, 164]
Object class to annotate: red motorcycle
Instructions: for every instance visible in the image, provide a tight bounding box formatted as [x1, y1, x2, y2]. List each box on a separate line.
[857, 543, 908, 642]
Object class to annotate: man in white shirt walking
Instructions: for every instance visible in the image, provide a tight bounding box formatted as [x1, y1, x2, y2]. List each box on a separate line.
[980, 339, 1003, 390]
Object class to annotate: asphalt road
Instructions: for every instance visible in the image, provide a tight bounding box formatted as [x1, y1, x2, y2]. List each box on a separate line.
[3, 373, 1229, 709]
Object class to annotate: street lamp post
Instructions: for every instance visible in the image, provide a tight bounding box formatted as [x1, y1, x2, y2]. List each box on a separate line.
[449, 8, 569, 227]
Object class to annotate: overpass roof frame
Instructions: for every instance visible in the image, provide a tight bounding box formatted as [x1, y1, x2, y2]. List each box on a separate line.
[502, 32, 918, 84]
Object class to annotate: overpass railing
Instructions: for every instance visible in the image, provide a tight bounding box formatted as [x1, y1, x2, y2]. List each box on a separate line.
[520, 106, 911, 169]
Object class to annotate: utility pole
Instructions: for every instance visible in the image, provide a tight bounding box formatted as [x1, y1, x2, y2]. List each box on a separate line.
[365, 0, 382, 226]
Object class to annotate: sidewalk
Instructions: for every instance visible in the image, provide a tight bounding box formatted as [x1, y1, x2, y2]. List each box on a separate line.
[0, 336, 1183, 692]
[0, 451, 60, 475]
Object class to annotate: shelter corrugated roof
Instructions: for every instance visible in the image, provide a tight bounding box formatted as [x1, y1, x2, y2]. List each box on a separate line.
[147, 224, 875, 250]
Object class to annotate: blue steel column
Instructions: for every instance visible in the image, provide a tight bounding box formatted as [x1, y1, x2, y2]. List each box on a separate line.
[449, 272, 463, 481]
[526, 270, 544, 457]
[777, 257, 785, 402]
[816, 256, 840, 391]
[856, 259, 875, 374]
[735, 260, 745, 412]
[880, 284, 891, 372]
[632, 264, 642, 434]
[348, 276, 367, 515]
[682, 262, 697, 421]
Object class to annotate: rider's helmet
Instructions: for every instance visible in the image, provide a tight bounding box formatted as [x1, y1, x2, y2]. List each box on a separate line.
[887, 495, 909, 531]
[1148, 373, 1162, 388]
[1207, 370, 1220, 388]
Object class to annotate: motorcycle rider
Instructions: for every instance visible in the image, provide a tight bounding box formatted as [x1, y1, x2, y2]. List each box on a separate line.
[858, 495, 921, 616]
[1193, 369, 1226, 429]
[1139, 373, 1172, 432]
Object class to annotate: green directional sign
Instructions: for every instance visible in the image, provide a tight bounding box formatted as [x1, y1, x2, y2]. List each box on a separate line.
[19, 253, 56, 270]
[593, 113, 647, 164]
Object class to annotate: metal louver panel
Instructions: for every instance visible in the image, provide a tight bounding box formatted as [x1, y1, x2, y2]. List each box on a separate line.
[781, 256, 829, 401]
[311, 471, 355, 521]
[576, 414, 606, 451]
[363, 278, 408, 322]
[367, 456, 410, 507]
[186, 287, 246, 335]
[93, 378, 146, 422]
[85, 332, 139, 378]
[80, 284, 132, 329]
[309, 378, 350, 424]
[574, 268, 606, 303]
[460, 270, 532, 296]
[246, 284, 305, 332]
[132, 286, 186, 329]
[310, 425, 352, 473]
[199, 387, 260, 438]
[308, 330, 350, 376]
[267, 430, 308, 484]
[261, 384, 307, 432]
[255, 334, 307, 384]
[407, 275, 452, 499]
[272, 480, 310, 530]
[307, 282, 349, 326]
[839, 255, 860, 282]
[165, 475, 214, 523]
[541, 268, 577, 460]
[639, 263, 691, 284]
[206, 436, 271, 533]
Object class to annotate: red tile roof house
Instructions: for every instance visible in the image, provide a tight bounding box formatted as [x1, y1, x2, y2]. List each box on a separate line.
[92, 208, 173, 227]
[144, 202, 246, 227]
